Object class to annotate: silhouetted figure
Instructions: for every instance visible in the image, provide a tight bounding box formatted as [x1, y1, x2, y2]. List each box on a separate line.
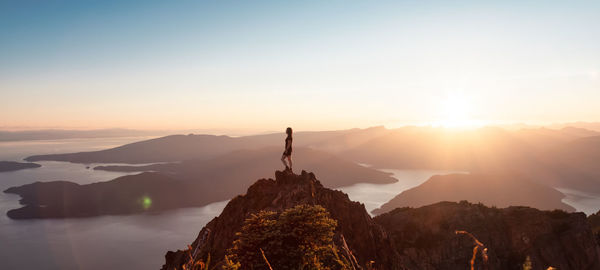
[281, 127, 293, 171]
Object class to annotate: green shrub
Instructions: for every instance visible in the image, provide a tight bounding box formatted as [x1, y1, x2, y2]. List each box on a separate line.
[227, 204, 351, 269]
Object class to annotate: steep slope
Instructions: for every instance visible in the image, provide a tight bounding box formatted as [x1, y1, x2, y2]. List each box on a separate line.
[162, 170, 400, 269]
[162, 170, 600, 269]
[375, 201, 600, 270]
[373, 173, 575, 215]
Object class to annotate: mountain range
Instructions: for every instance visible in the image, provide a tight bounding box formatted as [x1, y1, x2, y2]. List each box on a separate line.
[5, 147, 394, 219]
[25, 126, 600, 193]
[7, 125, 600, 219]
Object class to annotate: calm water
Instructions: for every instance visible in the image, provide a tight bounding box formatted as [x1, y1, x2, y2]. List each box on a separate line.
[338, 169, 464, 214]
[557, 188, 600, 215]
[0, 138, 598, 270]
[0, 138, 227, 270]
[339, 168, 600, 216]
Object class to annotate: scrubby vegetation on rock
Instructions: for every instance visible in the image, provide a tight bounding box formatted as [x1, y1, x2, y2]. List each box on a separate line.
[164, 170, 600, 270]
[227, 204, 351, 269]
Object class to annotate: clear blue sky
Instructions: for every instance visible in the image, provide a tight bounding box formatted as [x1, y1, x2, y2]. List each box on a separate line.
[1, 0, 599, 131]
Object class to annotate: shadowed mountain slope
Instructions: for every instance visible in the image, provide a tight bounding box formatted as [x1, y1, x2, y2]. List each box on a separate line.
[373, 173, 575, 215]
[163, 171, 600, 270]
[25, 127, 389, 164]
[5, 148, 395, 219]
[375, 201, 600, 270]
[342, 127, 600, 193]
[0, 161, 41, 172]
[25, 134, 244, 163]
[4, 172, 197, 219]
[94, 147, 396, 189]
[23, 125, 600, 193]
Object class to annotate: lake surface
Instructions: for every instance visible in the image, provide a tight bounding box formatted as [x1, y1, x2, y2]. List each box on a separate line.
[0, 138, 598, 270]
[557, 188, 600, 215]
[337, 169, 464, 214]
[0, 138, 227, 270]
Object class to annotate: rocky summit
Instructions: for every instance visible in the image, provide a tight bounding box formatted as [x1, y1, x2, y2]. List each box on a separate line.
[162, 170, 398, 269]
[162, 170, 600, 270]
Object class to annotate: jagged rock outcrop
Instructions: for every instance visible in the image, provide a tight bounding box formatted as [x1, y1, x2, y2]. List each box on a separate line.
[375, 201, 600, 270]
[162, 170, 400, 269]
[162, 171, 600, 270]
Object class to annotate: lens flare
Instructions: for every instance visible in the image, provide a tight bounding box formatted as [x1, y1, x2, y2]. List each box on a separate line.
[141, 196, 152, 210]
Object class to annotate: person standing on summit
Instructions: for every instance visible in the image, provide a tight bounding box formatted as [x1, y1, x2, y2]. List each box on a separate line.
[281, 127, 293, 171]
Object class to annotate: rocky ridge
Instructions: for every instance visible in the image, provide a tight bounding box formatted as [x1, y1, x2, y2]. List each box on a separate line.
[162, 170, 600, 270]
[163, 170, 399, 269]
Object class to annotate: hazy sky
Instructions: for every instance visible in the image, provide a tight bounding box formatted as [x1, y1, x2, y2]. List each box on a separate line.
[1, 0, 599, 132]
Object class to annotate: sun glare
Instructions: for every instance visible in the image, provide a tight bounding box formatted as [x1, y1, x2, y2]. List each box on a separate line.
[434, 94, 482, 129]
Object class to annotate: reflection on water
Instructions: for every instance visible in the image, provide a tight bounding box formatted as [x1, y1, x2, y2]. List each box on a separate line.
[0, 137, 227, 270]
[338, 169, 464, 214]
[0, 138, 599, 269]
[0, 199, 228, 270]
[339, 169, 600, 216]
[557, 188, 600, 215]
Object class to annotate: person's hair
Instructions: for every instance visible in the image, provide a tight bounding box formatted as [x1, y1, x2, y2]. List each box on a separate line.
[286, 127, 293, 136]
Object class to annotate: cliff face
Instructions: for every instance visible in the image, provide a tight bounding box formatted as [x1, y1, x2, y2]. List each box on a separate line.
[162, 171, 600, 270]
[162, 170, 400, 269]
[375, 201, 600, 270]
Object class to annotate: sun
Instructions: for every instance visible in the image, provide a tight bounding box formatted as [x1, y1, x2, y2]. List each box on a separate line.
[434, 94, 481, 128]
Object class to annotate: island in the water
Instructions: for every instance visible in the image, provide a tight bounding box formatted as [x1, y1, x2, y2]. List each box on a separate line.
[0, 161, 41, 172]
[4, 147, 395, 219]
[372, 173, 575, 215]
[4, 172, 192, 218]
